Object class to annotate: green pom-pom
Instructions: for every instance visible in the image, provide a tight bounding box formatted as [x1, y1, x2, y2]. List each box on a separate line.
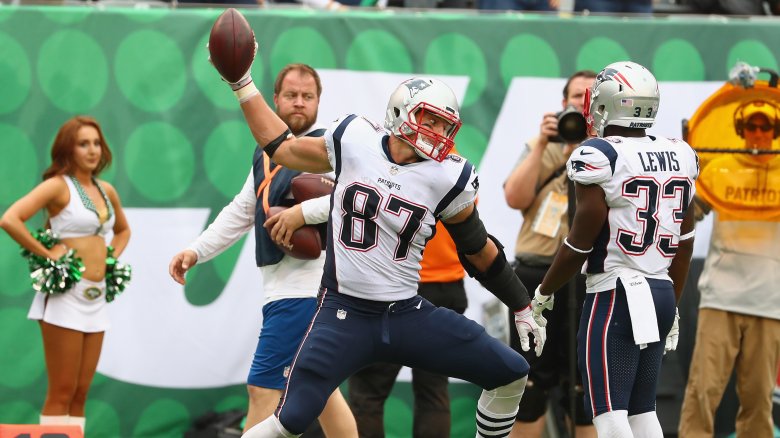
[30, 249, 85, 295]
[22, 229, 84, 294]
[105, 246, 132, 303]
[21, 229, 61, 274]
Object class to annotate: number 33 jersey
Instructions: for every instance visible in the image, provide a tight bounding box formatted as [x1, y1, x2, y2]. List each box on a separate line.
[321, 115, 478, 301]
[567, 135, 700, 293]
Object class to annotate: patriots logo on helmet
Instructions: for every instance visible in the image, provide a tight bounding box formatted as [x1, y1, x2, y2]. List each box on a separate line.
[571, 160, 601, 173]
[404, 79, 432, 98]
[595, 67, 635, 91]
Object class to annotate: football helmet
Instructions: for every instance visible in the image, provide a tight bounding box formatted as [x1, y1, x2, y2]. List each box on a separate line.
[385, 77, 462, 162]
[584, 61, 660, 137]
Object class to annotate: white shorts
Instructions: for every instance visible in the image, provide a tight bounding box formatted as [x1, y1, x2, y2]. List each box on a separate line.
[28, 278, 110, 332]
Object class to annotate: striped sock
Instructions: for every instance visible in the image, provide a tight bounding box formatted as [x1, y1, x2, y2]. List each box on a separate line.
[475, 407, 517, 437]
[474, 377, 526, 438]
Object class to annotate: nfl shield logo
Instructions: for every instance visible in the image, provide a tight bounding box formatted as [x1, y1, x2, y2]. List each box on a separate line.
[337, 309, 347, 320]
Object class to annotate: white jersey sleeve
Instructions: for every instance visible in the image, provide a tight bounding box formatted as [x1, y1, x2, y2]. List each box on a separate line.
[567, 138, 616, 186]
[436, 154, 478, 220]
[324, 114, 386, 179]
[678, 138, 700, 181]
[301, 195, 330, 225]
[323, 116, 347, 173]
[187, 168, 255, 263]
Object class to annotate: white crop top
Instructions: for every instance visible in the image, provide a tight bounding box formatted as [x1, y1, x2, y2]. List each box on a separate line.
[50, 176, 115, 239]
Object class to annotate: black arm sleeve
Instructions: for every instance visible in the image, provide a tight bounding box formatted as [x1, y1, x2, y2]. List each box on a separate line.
[457, 234, 531, 312]
[442, 208, 488, 255]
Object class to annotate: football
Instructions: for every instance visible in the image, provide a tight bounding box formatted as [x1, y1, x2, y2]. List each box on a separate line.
[208, 8, 255, 83]
[291, 174, 336, 203]
[266, 206, 323, 260]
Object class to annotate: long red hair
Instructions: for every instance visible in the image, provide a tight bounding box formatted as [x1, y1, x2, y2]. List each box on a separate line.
[42, 116, 112, 180]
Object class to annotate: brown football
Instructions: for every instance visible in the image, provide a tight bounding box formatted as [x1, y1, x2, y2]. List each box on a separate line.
[266, 206, 323, 260]
[208, 8, 255, 83]
[291, 174, 336, 203]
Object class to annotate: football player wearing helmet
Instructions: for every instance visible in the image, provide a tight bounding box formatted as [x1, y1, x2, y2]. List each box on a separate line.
[532, 61, 699, 438]
[213, 34, 544, 438]
[504, 70, 597, 438]
[384, 77, 462, 162]
[169, 64, 357, 437]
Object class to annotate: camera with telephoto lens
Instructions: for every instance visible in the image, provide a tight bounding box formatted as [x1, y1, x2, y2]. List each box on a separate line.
[548, 104, 588, 144]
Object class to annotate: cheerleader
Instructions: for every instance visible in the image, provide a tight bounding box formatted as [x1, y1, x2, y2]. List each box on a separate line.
[0, 116, 130, 433]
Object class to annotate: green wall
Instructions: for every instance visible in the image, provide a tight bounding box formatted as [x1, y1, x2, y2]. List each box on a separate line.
[0, 5, 778, 437]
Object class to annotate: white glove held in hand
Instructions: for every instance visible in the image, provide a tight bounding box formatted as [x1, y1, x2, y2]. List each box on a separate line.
[514, 305, 546, 357]
[531, 285, 554, 326]
[664, 307, 679, 355]
[207, 40, 259, 101]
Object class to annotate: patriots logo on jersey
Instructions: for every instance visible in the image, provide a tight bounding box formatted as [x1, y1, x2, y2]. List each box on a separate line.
[378, 177, 402, 190]
[405, 79, 431, 98]
[571, 160, 601, 172]
[595, 68, 635, 91]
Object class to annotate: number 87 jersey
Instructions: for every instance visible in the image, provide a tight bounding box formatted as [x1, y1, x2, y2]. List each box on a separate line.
[321, 115, 478, 302]
[567, 135, 700, 293]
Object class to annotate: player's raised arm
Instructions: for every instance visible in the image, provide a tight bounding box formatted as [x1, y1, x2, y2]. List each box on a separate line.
[208, 9, 331, 174]
[239, 98, 331, 173]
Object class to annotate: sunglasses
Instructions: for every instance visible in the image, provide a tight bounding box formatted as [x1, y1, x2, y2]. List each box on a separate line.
[745, 123, 774, 132]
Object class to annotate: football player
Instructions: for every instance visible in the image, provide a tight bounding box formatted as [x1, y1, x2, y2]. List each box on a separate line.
[169, 65, 356, 436]
[213, 37, 544, 438]
[531, 61, 699, 437]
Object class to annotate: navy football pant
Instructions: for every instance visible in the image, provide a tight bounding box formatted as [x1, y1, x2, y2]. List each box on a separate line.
[277, 289, 529, 434]
[578, 278, 676, 419]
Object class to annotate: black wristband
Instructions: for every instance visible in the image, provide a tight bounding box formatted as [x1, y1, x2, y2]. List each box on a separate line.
[264, 128, 292, 158]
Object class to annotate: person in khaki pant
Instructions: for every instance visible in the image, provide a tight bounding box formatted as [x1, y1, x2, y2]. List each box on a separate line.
[679, 101, 780, 437]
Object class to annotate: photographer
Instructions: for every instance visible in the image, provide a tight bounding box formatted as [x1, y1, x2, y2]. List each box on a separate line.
[503, 70, 596, 438]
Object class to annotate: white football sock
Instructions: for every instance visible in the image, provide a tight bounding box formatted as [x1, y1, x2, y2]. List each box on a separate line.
[70, 416, 86, 432]
[593, 410, 632, 437]
[242, 415, 299, 438]
[39, 415, 70, 425]
[628, 411, 663, 438]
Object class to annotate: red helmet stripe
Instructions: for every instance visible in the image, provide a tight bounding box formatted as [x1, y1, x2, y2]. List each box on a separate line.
[614, 72, 634, 90]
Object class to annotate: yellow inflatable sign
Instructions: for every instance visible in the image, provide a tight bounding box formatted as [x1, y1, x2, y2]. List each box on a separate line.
[686, 80, 780, 221]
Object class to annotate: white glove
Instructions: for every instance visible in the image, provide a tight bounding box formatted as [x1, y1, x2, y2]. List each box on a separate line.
[664, 307, 679, 355]
[514, 305, 547, 357]
[531, 285, 555, 328]
[207, 39, 258, 92]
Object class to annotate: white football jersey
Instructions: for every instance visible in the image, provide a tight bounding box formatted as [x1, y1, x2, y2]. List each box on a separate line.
[321, 115, 478, 301]
[567, 135, 700, 293]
